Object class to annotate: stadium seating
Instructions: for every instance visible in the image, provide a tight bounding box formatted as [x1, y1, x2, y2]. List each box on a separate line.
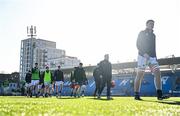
[60, 71, 180, 96]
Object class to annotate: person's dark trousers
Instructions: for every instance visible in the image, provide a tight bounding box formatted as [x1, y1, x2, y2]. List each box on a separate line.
[93, 80, 98, 96]
[94, 79, 102, 96]
[98, 77, 111, 96]
[98, 77, 111, 97]
[106, 78, 111, 97]
[98, 78, 106, 96]
[94, 87, 98, 96]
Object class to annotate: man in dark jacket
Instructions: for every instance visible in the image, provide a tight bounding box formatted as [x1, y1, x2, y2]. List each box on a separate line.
[25, 70, 32, 97]
[98, 54, 112, 100]
[54, 65, 64, 98]
[134, 20, 169, 100]
[93, 64, 102, 97]
[73, 63, 87, 97]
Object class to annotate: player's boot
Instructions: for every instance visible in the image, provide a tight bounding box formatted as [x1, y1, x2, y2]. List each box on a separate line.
[157, 90, 170, 100]
[107, 96, 113, 100]
[56, 92, 58, 98]
[59, 91, 61, 98]
[134, 92, 142, 100]
[134, 95, 142, 100]
[97, 94, 101, 99]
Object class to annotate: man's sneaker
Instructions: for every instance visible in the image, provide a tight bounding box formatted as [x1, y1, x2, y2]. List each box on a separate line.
[56, 93, 58, 98]
[45, 93, 48, 98]
[58, 92, 61, 98]
[74, 92, 77, 98]
[97, 95, 101, 99]
[70, 92, 73, 97]
[93, 93, 96, 97]
[134, 96, 142, 100]
[29, 91, 32, 98]
[30, 93, 32, 98]
[157, 95, 170, 100]
[35, 94, 39, 98]
[38, 92, 41, 97]
[107, 96, 113, 100]
[81, 93, 84, 97]
[49, 93, 52, 97]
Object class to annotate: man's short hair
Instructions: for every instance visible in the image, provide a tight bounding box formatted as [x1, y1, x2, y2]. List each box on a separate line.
[35, 63, 38, 65]
[105, 54, 108, 56]
[146, 19, 154, 25]
[79, 63, 83, 65]
[46, 65, 49, 69]
[104, 54, 109, 58]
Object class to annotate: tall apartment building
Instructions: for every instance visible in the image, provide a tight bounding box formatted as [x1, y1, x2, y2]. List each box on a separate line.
[19, 26, 80, 80]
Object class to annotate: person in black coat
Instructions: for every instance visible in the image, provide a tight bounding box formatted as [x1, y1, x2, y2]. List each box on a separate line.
[25, 70, 32, 97]
[93, 64, 102, 97]
[98, 54, 112, 100]
[73, 63, 87, 97]
[54, 65, 64, 98]
[74, 63, 87, 85]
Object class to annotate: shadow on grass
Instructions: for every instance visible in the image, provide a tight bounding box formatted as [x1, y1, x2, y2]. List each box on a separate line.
[141, 99, 180, 105]
[56, 97, 78, 99]
[20, 96, 80, 99]
[157, 101, 180, 105]
[86, 97, 113, 101]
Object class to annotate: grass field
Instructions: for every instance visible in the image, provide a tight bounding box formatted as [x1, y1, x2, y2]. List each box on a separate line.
[0, 96, 180, 116]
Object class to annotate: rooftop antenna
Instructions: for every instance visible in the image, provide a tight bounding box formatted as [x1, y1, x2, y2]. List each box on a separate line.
[27, 25, 37, 38]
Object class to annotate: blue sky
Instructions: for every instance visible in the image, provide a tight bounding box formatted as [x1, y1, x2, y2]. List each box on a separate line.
[0, 0, 180, 73]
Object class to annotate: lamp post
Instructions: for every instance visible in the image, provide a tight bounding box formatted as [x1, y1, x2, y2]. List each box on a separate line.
[27, 25, 37, 69]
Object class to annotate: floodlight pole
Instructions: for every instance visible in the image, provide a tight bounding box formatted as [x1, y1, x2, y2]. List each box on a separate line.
[27, 25, 37, 69]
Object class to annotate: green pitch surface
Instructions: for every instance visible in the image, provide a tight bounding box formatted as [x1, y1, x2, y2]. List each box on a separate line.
[0, 96, 180, 116]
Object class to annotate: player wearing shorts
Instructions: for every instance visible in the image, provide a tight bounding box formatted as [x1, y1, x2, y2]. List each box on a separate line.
[134, 20, 169, 100]
[54, 65, 64, 98]
[74, 63, 87, 98]
[80, 81, 88, 97]
[31, 63, 41, 97]
[42, 66, 53, 97]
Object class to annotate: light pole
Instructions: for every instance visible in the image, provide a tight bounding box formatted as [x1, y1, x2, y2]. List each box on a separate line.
[27, 25, 37, 70]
